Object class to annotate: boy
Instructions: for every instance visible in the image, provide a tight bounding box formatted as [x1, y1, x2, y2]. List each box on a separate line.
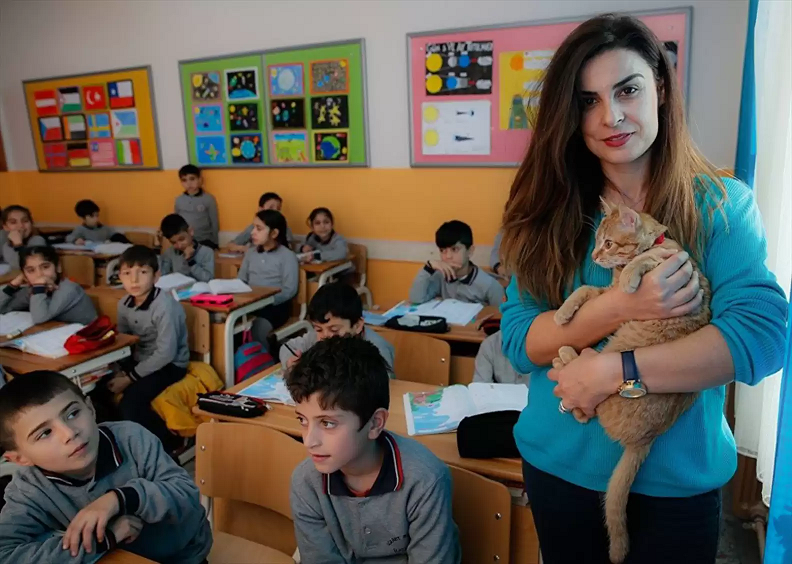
[159, 214, 214, 282]
[1, 205, 46, 267]
[409, 220, 504, 307]
[174, 164, 218, 249]
[0, 371, 212, 563]
[473, 330, 530, 385]
[65, 200, 128, 245]
[279, 282, 394, 372]
[228, 192, 294, 252]
[108, 245, 190, 451]
[287, 337, 460, 563]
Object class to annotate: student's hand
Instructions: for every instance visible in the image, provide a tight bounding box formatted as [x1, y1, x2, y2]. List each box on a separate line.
[300, 244, 313, 253]
[9, 273, 26, 288]
[107, 373, 132, 394]
[182, 244, 195, 260]
[286, 350, 302, 369]
[63, 492, 120, 556]
[109, 515, 144, 545]
[74, 238, 86, 246]
[428, 260, 457, 281]
[7, 230, 23, 247]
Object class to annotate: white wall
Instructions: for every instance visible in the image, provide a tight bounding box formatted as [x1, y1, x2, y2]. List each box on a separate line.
[0, 0, 748, 170]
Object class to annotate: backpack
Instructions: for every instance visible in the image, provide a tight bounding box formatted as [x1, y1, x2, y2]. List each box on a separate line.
[234, 330, 275, 385]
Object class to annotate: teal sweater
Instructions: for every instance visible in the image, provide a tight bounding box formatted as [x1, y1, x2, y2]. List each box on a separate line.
[501, 178, 788, 497]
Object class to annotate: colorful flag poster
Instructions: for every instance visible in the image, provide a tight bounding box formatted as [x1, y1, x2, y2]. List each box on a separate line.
[67, 142, 90, 167]
[83, 85, 107, 110]
[38, 116, 63, 142]
[89, 140, 116, 167]
[116, 138, 142, 165]
[87, 113, 111, 138]
[58, 86, 82, 113]
[33, 90, 58, 117]
[62, 114, 87, 141]
[43, 143, 67, 168]
[111, 109, 139, 138]
[108, 80, 135, 108]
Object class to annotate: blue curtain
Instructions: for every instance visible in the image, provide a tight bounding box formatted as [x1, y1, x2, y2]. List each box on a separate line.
[734, 0, 758, 186]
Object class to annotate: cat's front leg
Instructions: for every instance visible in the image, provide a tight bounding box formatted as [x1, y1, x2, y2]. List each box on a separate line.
[619, 248, 668, 293]
[554, 286, 607, 325]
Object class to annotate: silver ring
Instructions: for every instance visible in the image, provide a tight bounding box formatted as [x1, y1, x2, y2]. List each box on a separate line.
[558, 401, 568, 414]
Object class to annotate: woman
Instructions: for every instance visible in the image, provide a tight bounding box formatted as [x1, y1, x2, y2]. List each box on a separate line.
[500, 14, 787, 564]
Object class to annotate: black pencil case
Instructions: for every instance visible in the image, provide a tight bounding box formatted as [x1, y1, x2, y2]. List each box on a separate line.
[197, 392, 267, 418]
[457, 410, 521, 459]
[384, 314, 448, 334]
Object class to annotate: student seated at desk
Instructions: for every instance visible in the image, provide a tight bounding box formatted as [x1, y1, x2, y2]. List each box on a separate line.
[0, 246, 97, 325]
[238, 210, 299, 345]
[104, 245, 190, 452]
[280, 282, 394, 372]
[159, 214, 214, 282]
[0, 371, 212, 564]
[174, 164, 218, 249]
[228, 192, 294, 252]
[1, 205, 46, 267]
[66, 200, 129, 245]
[490, 230, 504, 276]
[299, 207, 349, 263]
[288, 337, 460, 563]
[474, 330, 530, 385]
[409, 220, 505, 307]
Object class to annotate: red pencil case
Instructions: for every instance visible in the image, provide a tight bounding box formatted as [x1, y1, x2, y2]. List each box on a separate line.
[189, 294, 234, 306]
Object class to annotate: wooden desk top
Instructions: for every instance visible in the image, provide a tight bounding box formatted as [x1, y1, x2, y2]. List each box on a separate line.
[99, 549, 157, 563]
[86, 285, 280, 313]
[194, 368, 522, 483]
[216, 251, 353, 275]
[215, 251, 244, 266]
[370, 304, 499, 345]
[0, 270, 21, 285]
[56, 248, 119, 260]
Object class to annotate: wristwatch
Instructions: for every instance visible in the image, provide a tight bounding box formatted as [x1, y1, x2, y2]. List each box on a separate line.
[618, 350, 647, 398]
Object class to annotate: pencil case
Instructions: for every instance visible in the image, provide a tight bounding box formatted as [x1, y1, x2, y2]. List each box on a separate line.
[197, 391, 268, 418]
[457, 410, 521, 459]
[384, 314, 448, 334]
[190, 294, 233, 306]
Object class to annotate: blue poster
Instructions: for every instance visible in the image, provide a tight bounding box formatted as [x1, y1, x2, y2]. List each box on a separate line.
[269, 64, 304, 97]
[193, 104, 224, 134]
[195, 136, 227, 166]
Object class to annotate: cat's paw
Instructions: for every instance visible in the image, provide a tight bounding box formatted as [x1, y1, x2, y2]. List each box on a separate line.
[572, 408, 591, 424]
[558, 346, 579, 364]
[619, 269, 642, 294]
[554, 305, 578, 325]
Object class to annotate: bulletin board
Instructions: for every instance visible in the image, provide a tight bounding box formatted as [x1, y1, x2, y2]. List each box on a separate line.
[23, 66, 161, 172]
[178, 39, 369, 168]
[407, 8, 692, 167]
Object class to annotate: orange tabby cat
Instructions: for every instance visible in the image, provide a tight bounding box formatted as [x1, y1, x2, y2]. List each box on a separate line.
[553, 199, 711, 564]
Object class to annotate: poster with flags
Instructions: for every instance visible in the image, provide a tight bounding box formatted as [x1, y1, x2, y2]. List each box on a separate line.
[89, 140, 116, 167]
[43, 143, 67, 168]
[111, 109, 139, 138]
[38, 116, 63, 142]
[87, 113, 111, 138]
[33, 90, 58, 117]
[67, 142, 90, 167]
[108, 80, 134, 108]
[116, 139, 142, 165]
[83, 85, 107, 110]
[58, 87, 82, 113]
[62, 114, 87, 141]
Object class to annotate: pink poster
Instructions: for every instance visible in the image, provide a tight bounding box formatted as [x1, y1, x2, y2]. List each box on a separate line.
[408, 10, 691, 166]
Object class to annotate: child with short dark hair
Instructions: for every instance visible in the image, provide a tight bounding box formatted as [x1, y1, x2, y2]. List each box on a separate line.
[0, 371, 212, 563]
[159, 214, 214, 282]
[299, 207, 348, 262]
[0, 246, 97, 324]
[287, 337, 460, 563]
[174, 164, 218, 249]
[1, 205, 46, 267]
[410, 220, 504, 307]
[228, 192, 294, 252]
[279, 282, 394, 371]
[65, 200, 128, 245]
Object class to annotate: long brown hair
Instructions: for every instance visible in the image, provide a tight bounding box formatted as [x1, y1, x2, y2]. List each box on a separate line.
[500, 14, 725, 307]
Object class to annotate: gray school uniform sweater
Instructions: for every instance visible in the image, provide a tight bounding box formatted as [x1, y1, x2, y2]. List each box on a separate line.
[291, 432, 460, 564]
[232, 223, 295, 247]
[65, 224, 117, 244]
[280, 328, 395, 374]
[0, 279, 97, 325]
[117, 287, 189, 380]
[174, 189, 218, 245]
[160, 244, 215, 282]
[2, 235, 47, 268]
[303, 231, 349, 262]
[490, 231, 503, 271]
[0, 421, 212, 564]
[473, 331, 530, 385]
[409, 263, 505, 307]
[238, 245, 299, 306]
[0, 231, 8, 253]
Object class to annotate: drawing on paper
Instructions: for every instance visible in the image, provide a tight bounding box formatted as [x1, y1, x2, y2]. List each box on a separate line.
[44, 143, 67, 168]
[228, 103, 259, 131]
[498, 50, 553, 130]
[230, 133, 263, 164]
[87, 113, 111, 139]
[226, 68, 259, 101]
[108, 80, 135, 108]
[270, 99, 305, 129]
[67, 142, 90, 167]
[313, 131, 348, 162]
[310, 95, 349, 129]
[310, 60, 348, 94]
[193, 104, 224, 134]
[82, 85, 107, 111]
[38, 116, 63, 142]
[269, 64, 304, 97]
[192, 71, 221, 100]
[58, 86, 82, 112]
[115, 139, 142, 166]
[62, 114, 87, 141]
[424, 40, 493, 96]
[195, 136, 228, 166]
[33, 90, 58, 117]
[111, 109, 139, 139]
[421, 100, 491, 156]
[89, 139, 116, 167]
[272, 131, 309, 164]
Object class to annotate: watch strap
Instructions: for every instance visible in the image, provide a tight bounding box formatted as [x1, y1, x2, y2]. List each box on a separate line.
[621, 350, 639, 383]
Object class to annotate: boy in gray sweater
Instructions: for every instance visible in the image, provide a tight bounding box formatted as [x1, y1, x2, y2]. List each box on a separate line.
[409, 220, 504, 307]
[473, 330, 530, 385]
[287, 337, 460, 564]
[0, 371, 212, 563]
[159, 214, 215, 282]
[1, 205, 46, 267]
[65, 200, 128, 245]
[174, 164, 218, 249]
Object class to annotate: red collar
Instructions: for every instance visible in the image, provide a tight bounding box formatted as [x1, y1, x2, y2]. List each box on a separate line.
[653, 233, 665, 245]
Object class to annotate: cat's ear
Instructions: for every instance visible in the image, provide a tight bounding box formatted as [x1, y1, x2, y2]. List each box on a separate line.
[618, 205, 640, 231]
[599, 197, 615, 215]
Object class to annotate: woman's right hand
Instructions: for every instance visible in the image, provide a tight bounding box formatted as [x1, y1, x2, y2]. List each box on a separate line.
[612, 250, 703, 321]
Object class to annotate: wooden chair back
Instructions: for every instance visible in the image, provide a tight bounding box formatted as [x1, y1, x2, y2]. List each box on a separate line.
[123, 231, 156, 248]
[181, 302, 210, 357]
[380, 331, 450, 386]
[61, 254, 95, 287]
[89, 293, 118, 324]
[291, 267, 308, 319]
[347, 242, 367, 282]
[449, 465, 512, 564]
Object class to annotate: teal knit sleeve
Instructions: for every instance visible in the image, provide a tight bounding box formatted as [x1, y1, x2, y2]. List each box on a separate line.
[500, 276, 547, 374]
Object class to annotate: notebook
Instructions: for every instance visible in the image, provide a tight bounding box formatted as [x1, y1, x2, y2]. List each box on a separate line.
[92, 243, 133, 256]
[237, 369, 295, 405]
[0, 312, 35, 338]
[384, 299, 484, 326]
[173, 279, 252, 300]
[403, 383, 528, 436]
[0, 323, 84, 358]
[54, 242, 98, 251]
[155, 273, 197, 291]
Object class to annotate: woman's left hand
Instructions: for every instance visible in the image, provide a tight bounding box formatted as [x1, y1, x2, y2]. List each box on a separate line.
[547, 348, 621, 418]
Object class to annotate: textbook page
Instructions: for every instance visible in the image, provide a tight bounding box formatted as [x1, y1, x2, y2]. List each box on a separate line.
[0, 312, 35, 337]
[238, 369, 295, 405]
[0, 323, 83, 358]
[467, 382, 528, 414]
[156, 273, 196, 291]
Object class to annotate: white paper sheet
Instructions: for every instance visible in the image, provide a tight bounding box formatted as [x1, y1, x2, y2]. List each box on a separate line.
[421, 100, 492, 155]
[0, 323, 83, 358]
[0, 312, 35, 336]
[155, 273, 196, 291]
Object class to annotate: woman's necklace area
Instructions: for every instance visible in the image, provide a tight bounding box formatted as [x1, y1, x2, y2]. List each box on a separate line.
[604, 184, 646, 211]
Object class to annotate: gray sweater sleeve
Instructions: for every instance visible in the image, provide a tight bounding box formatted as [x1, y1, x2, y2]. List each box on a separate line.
[65, 226, 83, 243]
[29, 282, 78, 324]
[318, 233, 348, 262]
[130, 299, 181, 379]
[409, 267, 442, 304]
[279, 330, 318, 368]
[0, 286, 30, 314]
[237, 252, 250, 284]
[406, 472, 460, 564]
[3, 235, 46, 268]
[116, 300, 131, 335]
[188, 246, 214, 282]
[490, 231, 503, 270]
[160, 250, 174, 276]
[473, 335, 497, 383]
[232, 224, 254, 246]
[290, 476, 347, 564]
[274, 250, 299, 306]
[206, 194, 219, 244]
[485, 278, 506, 307]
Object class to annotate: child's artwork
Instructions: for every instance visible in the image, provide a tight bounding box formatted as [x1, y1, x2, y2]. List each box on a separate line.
[424, 40, 493, 96]
[226, 68, 259, 100]
[269, 64, 304, 97]
[110, 109, 139, 139]
[191, 71, 221, 101]
[33, 90, 58, 116]
[228, 103, 259, 131]
[230, 133, 263, 164]
[195, 136, 228, 166]
[89, 140, 116, 167]
[62, 114, 87, 141]
[421, 100, 491, 155]
[270, 99, 305, 129]
[498, 50, 552, 130]
[82, 85, 107, 111]
[313, 131, 348, 162]
[58, 87, 82, 112]
[238, 369, 294, 405]
[108, 80, 134, 108]
[43, 143, 67, 168]
[38, 116, 63, 142]
[193, 104, 224, 134]
[67, 142, 90, 167]
[115, 139, 142, 166]
[272, 131, 308, 163]
[310, 59, 349, 94]
[310, 95, 349, 129]
[87, 113, 111, 138]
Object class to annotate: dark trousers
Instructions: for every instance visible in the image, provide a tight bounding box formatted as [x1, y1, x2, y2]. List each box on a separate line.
[522, 461, 721, 564]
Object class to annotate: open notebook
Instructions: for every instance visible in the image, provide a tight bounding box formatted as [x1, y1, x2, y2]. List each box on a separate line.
[0, 312, 35, 338]
[382, 299, 484, 326]
[173, 279, 253, 300]
[237, 369, 295, 405]
[0, 324, 84, 358]
[403, 383, 528, 436]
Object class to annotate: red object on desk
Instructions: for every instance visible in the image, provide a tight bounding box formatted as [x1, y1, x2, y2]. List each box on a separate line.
[64, 315, 117, 354]
[190, 294, 234, 306]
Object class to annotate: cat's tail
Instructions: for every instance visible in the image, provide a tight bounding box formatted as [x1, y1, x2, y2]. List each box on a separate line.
[605, 442, 654, 564]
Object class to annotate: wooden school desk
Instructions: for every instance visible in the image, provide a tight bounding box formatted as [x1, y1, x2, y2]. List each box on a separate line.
[216, 251, 354, 287]
[98, 550, 157, 563]
[0, 270, 20, 285]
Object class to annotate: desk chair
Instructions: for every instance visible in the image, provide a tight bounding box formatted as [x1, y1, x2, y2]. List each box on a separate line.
[273, 268, 311, 344]
[61, 254, 95, 287]
[196, 422, 304, 563]
[380, 331, 451, 386]
[347, 242, 373, 309]
[449, 465, 512, 564]
[123, 231, 156, 248]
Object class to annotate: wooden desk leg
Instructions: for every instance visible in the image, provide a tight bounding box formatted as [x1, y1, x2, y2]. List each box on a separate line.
[211, 322, 227, 383]
[510, 503, 540, 564]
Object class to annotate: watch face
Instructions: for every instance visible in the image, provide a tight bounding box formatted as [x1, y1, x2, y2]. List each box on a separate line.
[620, 384, 647, 399]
